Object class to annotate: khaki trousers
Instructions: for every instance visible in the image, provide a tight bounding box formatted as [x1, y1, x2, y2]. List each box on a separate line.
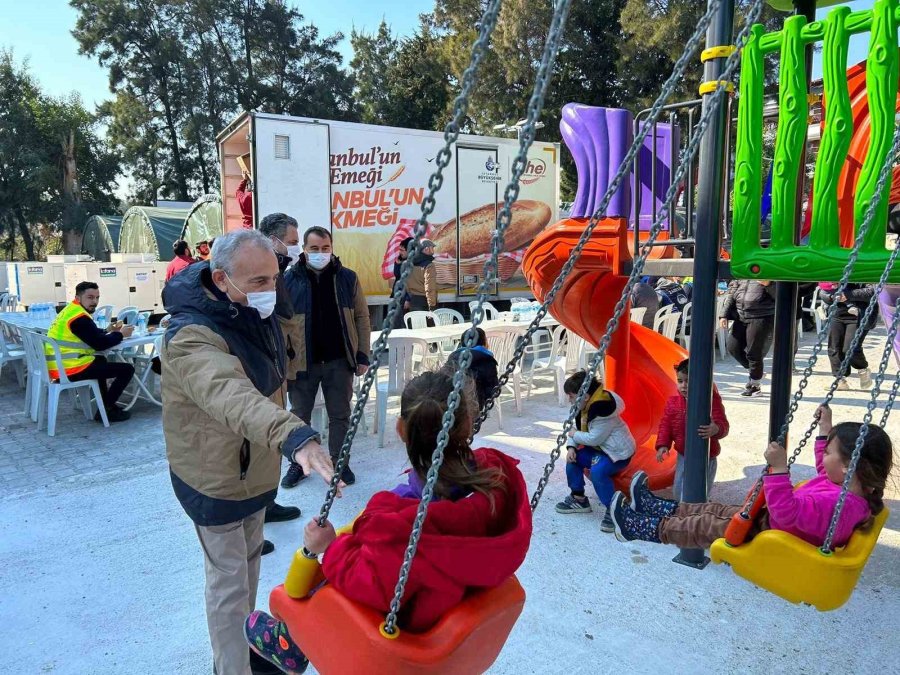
[195, 509, 266, 675]
[658, 502, 742, 549]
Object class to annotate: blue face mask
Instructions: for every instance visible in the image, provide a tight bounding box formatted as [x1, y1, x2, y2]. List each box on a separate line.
[306, 252, 332, 270]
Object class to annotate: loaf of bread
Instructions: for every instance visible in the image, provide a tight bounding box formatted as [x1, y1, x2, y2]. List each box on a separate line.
[430, 200, 552, 258]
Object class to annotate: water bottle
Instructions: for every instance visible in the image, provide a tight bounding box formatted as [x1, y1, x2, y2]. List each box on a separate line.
[137, 315, 147, 336]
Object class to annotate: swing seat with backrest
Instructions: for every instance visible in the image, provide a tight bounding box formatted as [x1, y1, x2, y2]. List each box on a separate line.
[716, 0, 899, 609]
[710, 508, 888, 611]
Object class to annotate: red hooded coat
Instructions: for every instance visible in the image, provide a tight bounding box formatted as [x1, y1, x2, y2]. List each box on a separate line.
[321, 448, 532, 632]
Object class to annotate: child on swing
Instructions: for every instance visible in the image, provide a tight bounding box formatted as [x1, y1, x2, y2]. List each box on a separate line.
[555, 370, 636, 533]
[244, 371, 533, 674]
[610, 405, 892, 551]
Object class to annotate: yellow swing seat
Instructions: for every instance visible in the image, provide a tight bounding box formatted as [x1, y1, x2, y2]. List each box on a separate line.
[710, 507, 889, 611]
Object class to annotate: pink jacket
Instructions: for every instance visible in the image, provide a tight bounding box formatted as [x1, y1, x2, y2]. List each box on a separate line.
[763, 437, 870, 547]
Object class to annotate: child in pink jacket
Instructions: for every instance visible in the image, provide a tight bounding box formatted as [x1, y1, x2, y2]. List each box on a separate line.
[608, 405, 892, 550]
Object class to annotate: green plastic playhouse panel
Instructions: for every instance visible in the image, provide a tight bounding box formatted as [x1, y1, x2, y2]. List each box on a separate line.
[767, 0, 850, 12]
[731, 0, 900, 283]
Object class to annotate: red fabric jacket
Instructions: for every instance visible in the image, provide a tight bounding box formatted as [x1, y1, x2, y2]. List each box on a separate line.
[236, 178, 253, 229]
[656, 388, 729, 458]
[321, 448, 532, 632]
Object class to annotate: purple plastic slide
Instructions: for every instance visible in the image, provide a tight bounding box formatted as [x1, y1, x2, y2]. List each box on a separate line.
[878, 286, 900, 365]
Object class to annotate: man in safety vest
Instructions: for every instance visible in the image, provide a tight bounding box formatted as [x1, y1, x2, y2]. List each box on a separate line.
[46, 281, 136, 422]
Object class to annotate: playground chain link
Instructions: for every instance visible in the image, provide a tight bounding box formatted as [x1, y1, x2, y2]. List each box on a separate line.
[315, 0, 505, 530]
[527, 0, 766, 511]
[471, 0, 730, 437]
[823, 296, 900, 552]
[381, 0, 574, 636]
[740, 126, 900, 521]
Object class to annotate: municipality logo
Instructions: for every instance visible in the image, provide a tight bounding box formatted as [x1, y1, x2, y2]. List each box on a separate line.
[485, 156, 498, 172]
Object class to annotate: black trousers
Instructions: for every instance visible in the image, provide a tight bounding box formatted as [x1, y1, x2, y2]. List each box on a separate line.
[828, 321, 869, 377]
[727, 317, 774, 381]
[68, 356, 135, 408]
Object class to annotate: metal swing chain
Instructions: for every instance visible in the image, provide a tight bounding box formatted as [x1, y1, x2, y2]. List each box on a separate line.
[471, 0, 731, 435]
[879, 367, 900, 427]
[737, 125, 900, 513]
[528, 0, 766, 510]
[822, 295, 900, 552]
[381, 0, 575, 637]
[316, 0, 505, 524]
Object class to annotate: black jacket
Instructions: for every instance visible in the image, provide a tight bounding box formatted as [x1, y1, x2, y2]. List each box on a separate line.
[720, 280, 776, 321]
[820, 283, 877, 326]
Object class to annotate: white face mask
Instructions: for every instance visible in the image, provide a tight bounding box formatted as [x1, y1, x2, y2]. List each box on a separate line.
[286, 245, 302, 265]
[306, 252, 331, 271]
[224, 274, 277, 319]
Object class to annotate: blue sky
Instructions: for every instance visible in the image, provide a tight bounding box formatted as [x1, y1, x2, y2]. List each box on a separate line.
[0, 0, 876, 108]
[0, 0, 433, 108]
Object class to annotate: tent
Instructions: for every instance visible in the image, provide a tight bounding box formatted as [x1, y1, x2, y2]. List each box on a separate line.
[81, 215, 122, 262]
[181, 194, 223, 250]
[119, 206, 190, 262]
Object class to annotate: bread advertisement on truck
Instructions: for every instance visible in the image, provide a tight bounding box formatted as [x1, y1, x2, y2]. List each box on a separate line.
[327, 124, 559, 301]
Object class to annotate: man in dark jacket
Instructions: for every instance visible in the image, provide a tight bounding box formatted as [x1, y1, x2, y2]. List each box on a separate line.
[719, 279, 776, 397]
[282, 226, 371, 487]
[630, 281, 660, 329]
[391, 236, 413, 329]
[160, 230, 334, 675]
[445, 327, 499, 411]
[819, 283, 876, 390]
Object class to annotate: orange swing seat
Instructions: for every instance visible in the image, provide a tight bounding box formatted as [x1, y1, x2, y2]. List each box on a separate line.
[269, 575, 525, 675]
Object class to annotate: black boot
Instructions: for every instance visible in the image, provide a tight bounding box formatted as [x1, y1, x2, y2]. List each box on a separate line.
[261, 540, 275, 556]
[265, 502, 301, 523]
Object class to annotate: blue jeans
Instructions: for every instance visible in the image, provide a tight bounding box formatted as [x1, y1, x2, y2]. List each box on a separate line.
[565, 448, 630, 508]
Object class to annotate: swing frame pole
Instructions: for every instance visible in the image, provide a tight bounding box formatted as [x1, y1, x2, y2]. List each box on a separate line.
[674, 0, 737, 570]
[768, 0, 816, 448]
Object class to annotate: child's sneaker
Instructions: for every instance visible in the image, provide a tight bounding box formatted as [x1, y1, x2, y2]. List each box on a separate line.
[245, 610, 309, 675]
[858, 368, 873, 389]
[629, 470, 678, 518]
[555, 494, 592, 514]
[610, 492, 661, 543]
[600, 509, 615, 533]
[835, 377, 850, 391]
[740, 382, 762, 397]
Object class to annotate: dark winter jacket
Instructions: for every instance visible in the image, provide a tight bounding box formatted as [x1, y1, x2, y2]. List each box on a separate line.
[819, 283, 877, 326]
[630, 282, 659, 328]
[720, 280, 776, 321]
[283, 254, 371, 379]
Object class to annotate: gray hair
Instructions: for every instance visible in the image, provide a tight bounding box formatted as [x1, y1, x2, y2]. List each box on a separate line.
[210, 230, 275, 276]
[258, 212, 299, 240]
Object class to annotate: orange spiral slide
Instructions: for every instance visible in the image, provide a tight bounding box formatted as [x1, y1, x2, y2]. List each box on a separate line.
[522, 216, 686, 491]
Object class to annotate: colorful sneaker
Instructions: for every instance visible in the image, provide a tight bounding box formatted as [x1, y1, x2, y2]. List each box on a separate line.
[835, 378, 850, 391]
[629, 470, 677, 518]
[858, 368, 873, 389]
[610, 492, 661, 543]
[740, 382, 762, 397]
[600, 509, 615, 533]
[245, 611, 309, 675]
[555, 494, 592, 514]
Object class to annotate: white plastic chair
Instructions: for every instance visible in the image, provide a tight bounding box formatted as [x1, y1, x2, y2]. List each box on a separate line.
[803, 287, 824, 333]
[0, 320, 26, 387]
[630, 307, 647, 325]
[469, 301, 499, 321]
[2, 294, 19, 312]
[117, 306, 139, 325]
[93, 305, 114, 328]
[553, 331, 586, 407]
[677, 302, 692, 350]
[404, 311, 437, 330]
[25, 332, 109, 436]
[376, 337, 429, 447]
[525, 323, 566, 399]
[715, 294, 729, 359]
[433, 308, 464, 325]
[485, 326, 524, 428]
[653, 307, 682, 341]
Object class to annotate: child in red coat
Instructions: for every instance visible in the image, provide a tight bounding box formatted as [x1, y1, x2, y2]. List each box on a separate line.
[245, 371, 533, 674]
[656, 358, 729, 500]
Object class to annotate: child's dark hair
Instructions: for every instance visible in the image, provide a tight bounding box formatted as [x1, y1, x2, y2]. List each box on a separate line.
[462, 326, 487, 347]
[827, 422, 893, 528]
[674, 359, 689, 376]
[563, 370, 601, 397]
[400, 371, 506, 506]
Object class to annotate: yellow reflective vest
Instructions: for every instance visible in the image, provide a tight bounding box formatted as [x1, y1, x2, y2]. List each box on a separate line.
[45, 302, 95, 378]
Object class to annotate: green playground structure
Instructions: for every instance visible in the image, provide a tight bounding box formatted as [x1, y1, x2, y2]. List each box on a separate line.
[731, 0, 900, 282]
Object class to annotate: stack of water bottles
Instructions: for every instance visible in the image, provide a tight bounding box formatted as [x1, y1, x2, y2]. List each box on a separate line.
[28, 303, 56, 324]
[135, 314, 148, 336]
[510, 298, 539, 323]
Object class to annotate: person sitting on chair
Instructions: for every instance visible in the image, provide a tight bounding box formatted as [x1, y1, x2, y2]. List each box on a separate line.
[244, 371, 532, 675]
[46, 281, 136, 422]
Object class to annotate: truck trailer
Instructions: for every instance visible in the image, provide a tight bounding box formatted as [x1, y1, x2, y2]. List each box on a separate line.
[217, 112, 560, 305]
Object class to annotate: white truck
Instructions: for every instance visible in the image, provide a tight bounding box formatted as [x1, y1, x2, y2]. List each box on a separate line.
[217, 112, 560, 306]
